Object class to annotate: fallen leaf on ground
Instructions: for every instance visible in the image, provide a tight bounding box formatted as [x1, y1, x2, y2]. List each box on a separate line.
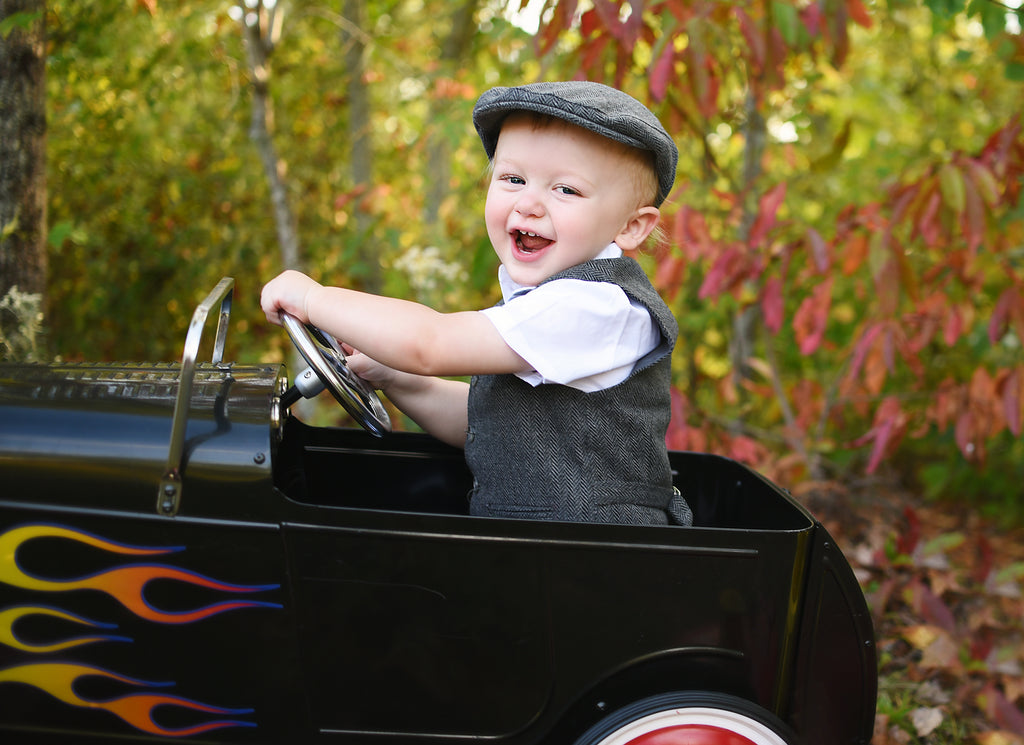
[975, 732, 1024, 745]
[902, 624, 961, 669]
[911, 706, 944, 736]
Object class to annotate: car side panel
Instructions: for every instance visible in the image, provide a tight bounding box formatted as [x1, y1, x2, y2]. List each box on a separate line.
[284, 518, 552, 738]
[281, 491, 815, 744]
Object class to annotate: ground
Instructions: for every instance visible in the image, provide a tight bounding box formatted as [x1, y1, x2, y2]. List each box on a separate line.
[800, 479, 1024, 744]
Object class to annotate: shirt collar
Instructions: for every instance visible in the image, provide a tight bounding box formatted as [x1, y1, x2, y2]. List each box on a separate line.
[496, 242, 623, 302]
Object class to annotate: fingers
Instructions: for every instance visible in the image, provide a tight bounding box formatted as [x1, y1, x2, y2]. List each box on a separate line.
[346, 351, 394, 391]
[261, 270, 320, 325]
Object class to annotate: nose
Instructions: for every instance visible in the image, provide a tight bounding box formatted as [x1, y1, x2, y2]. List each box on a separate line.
[513, 188, 545, 218]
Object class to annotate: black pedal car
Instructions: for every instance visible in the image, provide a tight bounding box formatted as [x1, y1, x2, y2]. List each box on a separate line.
[0, 278, 876, 744]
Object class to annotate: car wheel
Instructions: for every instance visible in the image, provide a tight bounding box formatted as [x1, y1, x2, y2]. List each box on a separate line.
[572, 692, 794, 745]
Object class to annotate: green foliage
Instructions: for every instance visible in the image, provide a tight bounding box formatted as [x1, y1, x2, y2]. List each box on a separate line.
[47, 0, 269, 361]
[913, 432, 1024, 526]
[45, 0, 524, 369]
[0, 10, 41, 38]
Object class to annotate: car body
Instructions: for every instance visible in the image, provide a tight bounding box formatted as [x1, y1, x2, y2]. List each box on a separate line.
[0, 279, 876, 744]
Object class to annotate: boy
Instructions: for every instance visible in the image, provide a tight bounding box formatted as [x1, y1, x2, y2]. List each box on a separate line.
[261, 81, 692, 526]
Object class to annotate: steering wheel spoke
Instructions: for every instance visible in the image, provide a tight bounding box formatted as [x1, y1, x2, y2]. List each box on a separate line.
[280, 312, 391, 437]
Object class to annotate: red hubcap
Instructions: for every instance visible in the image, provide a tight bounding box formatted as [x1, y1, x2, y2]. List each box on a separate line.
[628, 724, 758, 744]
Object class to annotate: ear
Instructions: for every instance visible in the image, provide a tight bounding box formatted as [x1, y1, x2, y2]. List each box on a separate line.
[614, 206, 660, 251]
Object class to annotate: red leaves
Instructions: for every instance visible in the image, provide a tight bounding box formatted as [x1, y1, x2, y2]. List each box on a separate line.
[850, 395, 907, 473]
[847, 322, 908, 395]
[944, 297, 966, 347]
[672, 205, 715, 261]
[805, 228, 830, 273]
[908, 579, 958, 633]
[917, 188, 944, 247]
[649, 38, 675, 103]
[998, 368, 1023, 437]
[664, 387, 706, 453]
[698, 245, 747, 300]
[981, 115, 1022, 178]
[792, 277, 833, 355]
[847, 0, 873, 29]
[684, 18, 720, 120]
[948, 368, 1017, 462]
[760, 277, 784, 333]
[665, 386, 770, 467]
[747, 183, 787, 248]
[735, 8, 765, 74]
[922, 155, 1004, 254]
[990, 287, 1024, 347]
[537, 0, 578, 56]
[692, 183, 790, 302]
[894, 151, 1006, 258]
[675, 116, 1024, 475]
[591, 0, 643, 48]
[978, 684, 1024, 736]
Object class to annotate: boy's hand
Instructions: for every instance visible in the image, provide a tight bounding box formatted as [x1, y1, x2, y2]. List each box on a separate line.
[261, 270, 322, 326]
[344, 346, 399, 392]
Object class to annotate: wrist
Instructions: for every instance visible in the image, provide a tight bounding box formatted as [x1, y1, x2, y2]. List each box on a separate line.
[303, 283, 327, 325]
[380, 369, 428, 398]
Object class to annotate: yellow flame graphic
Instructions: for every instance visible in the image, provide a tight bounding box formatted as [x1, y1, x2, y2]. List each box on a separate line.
[0, 523, 280, 623]
[0, 662, 255, 736]
[0, 605, 128, 652]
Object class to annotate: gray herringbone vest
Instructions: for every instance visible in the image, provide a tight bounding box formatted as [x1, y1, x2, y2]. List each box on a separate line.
[465, 257, 692, 526]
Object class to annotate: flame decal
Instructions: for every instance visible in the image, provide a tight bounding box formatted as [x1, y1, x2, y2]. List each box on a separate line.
[0, 524, 281, 624]
[0, 662, 255, 736]
[0, 605, 130, 652]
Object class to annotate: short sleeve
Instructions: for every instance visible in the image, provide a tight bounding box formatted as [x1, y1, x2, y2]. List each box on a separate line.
[479, 278, 660, 392]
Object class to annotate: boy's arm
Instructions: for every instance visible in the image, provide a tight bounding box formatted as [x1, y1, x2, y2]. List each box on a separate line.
[262, 270, 522, 447]
[262, 270, 529, 378]
[346, 353, 470, 448]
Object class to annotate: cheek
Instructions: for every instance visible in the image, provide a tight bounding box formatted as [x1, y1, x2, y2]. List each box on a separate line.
[484, 192, 507, 232]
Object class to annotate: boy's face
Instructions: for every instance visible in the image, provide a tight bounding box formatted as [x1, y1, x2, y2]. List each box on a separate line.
[484, 115, 658, 288]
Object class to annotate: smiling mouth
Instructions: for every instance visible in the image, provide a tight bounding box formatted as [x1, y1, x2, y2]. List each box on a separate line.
[514, 230, 553, 254]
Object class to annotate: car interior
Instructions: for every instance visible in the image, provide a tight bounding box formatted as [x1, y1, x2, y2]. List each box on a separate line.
[274, 416, 815, 532]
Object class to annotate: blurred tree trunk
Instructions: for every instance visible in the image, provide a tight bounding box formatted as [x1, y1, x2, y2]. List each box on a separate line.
[422, 0, 479, 231]
[238, 0, 301, 271]
[236, 1, 312, 416]
[0, 0, 47, 304]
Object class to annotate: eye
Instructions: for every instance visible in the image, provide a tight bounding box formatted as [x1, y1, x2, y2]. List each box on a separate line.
[500, 174, 525, 186]
[555, 185, 580, 196]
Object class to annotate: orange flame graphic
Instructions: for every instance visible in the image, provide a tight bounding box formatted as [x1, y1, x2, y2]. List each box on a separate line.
[0, 605, 129, 652]
[0, 662, 255, 736]
[0, 524, 280, 623]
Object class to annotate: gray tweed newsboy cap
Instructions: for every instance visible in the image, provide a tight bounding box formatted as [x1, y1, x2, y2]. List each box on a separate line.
[473, 81, 678, 206]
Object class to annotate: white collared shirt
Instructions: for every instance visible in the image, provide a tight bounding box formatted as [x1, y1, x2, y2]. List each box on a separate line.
[479, 243, 660, 392]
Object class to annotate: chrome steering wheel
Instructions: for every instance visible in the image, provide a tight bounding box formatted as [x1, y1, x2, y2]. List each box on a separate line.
[280, 312, 391, 437]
